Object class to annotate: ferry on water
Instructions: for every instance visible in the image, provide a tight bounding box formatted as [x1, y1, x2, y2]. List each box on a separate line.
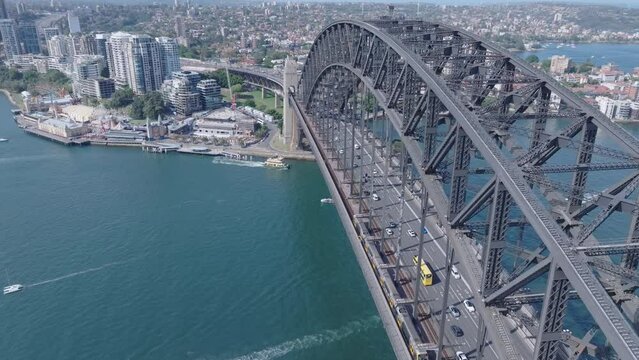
[264, 156, 289, 169]
[3, 284, 24, 295]
[0, 138, 8, 142]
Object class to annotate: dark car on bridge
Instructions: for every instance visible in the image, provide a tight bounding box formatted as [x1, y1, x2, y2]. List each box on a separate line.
[450, 325, 464, 337]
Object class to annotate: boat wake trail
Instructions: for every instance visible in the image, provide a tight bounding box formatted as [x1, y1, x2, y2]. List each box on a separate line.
[211, 158, 265, 168]
[27, 259, 133, 288]
[224, 315, 380, 360]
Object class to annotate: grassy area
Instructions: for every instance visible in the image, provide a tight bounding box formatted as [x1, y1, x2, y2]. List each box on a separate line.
[222, 88, 283, 115]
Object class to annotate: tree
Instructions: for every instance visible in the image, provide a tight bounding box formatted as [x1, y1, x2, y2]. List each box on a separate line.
[525, 55, 540, 63]
[129, 97, 145, 119]
[142, 91, 165, 119]
[244, 99, 256, 108]
[230, 83, 243, 94]
[541, 59, 551, 71]
[107, 87, 134, 108]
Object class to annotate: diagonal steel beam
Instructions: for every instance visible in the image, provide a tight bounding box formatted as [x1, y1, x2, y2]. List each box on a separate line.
[485, 257, 552, 305]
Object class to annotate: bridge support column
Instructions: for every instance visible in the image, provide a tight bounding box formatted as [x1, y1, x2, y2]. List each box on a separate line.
[283, 57, 299, 150]
[533, 260, 570, 360]
[623, 203, 639, 270]
[261, 87, 265, 100]
[449, 125, 471, 220]
[481, 180, 511, 295]
[567, 120, 597, 213]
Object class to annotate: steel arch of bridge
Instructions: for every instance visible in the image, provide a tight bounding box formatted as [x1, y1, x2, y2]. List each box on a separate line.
[293, 19, 639, 360]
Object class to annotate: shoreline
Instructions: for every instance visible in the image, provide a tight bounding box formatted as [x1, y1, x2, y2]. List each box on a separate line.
[0, 89, 19, 107]
[14, 112, 316, 161]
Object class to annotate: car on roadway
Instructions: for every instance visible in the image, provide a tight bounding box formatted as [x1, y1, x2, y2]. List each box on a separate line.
[339, 149, 344, 154]
[451, 265, 461, 279]
[463, 299, 475, 313]
[448, 305, 460, 318]
[373, 169, 378, 175]
[385, 228, 394, 236]
[388, 221, 397, 228]
[354, 144, 360, 150]
[372, 193, 380, 201]
[407, 229, 417, 237]
[356, 155, 361, 160]
[422, 227, 429, 235]
[450, 325, 464, 337]
[456, 351, 468, 360]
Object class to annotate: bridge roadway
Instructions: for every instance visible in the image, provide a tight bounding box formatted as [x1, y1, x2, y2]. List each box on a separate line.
[331, 118, 505, 360]
[290, 90, 531, 359]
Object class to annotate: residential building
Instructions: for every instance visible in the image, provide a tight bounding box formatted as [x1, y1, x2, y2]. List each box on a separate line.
[73, 34, 97, 55]
[47, 35, 73, 59]
[17, 21, 40, 54]
[106, 32, 132, 87]
[597, 96, 617, 119]
[95, 33, 110, 60]
[73, 55, 105, 80]
[197, 79, 222, 110]
[172, 70, 200, 90]
[0, 19, 21, 58]
[124, 34, 163, 94]
[77, 78, 116, 99]
[162, 78, 201, 115]
[42, 27, 60, 40]
[550, 55, 571, 74]
[67, 12, 81, 34]
[156, 37, 180, 80]
[0, 0, 7, 19]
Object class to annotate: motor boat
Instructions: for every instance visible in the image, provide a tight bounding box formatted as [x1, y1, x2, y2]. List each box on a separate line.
[3, 284, 24, 295]
[320, 198, 334, 204]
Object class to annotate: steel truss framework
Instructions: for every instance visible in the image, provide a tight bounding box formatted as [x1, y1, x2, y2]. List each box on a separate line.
[227, 19, 639, 360]
[294, 19, 639, 360]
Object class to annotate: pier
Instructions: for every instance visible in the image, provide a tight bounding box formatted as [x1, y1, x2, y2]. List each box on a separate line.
[23, 127, 89, 146]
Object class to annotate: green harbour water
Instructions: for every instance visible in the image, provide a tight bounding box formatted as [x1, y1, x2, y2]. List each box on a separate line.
[0, 94, 393, 360]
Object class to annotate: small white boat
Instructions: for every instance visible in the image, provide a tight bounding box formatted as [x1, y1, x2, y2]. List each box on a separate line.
[320, 198, 334, 204]
[0, 138, 8, 142]
[3, 284, 24, 295]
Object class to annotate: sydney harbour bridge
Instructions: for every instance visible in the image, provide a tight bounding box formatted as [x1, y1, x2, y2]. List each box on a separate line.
[225, 18, 639, 360]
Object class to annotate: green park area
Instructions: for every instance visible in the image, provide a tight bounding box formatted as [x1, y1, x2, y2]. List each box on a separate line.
[222, 88, 283, 115]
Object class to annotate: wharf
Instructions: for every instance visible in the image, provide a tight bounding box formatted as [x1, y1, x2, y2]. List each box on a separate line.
[23, 127, 89, 146]
[90, 140, 142, 147]
[176, 146, 222, 156]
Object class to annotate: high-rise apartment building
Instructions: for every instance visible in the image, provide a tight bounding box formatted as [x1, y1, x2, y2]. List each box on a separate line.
[17, 21, 40, 54]
[0, 19, 21, 58]
[95, 33, 109, 61]
[106, 32, 132, 87]
[124, 35, 163, 94]
[67, 12, 81, 34]
[0, 0, 7, 19]
[156, 37, 180, 80]
[47, 35, 73, 58]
